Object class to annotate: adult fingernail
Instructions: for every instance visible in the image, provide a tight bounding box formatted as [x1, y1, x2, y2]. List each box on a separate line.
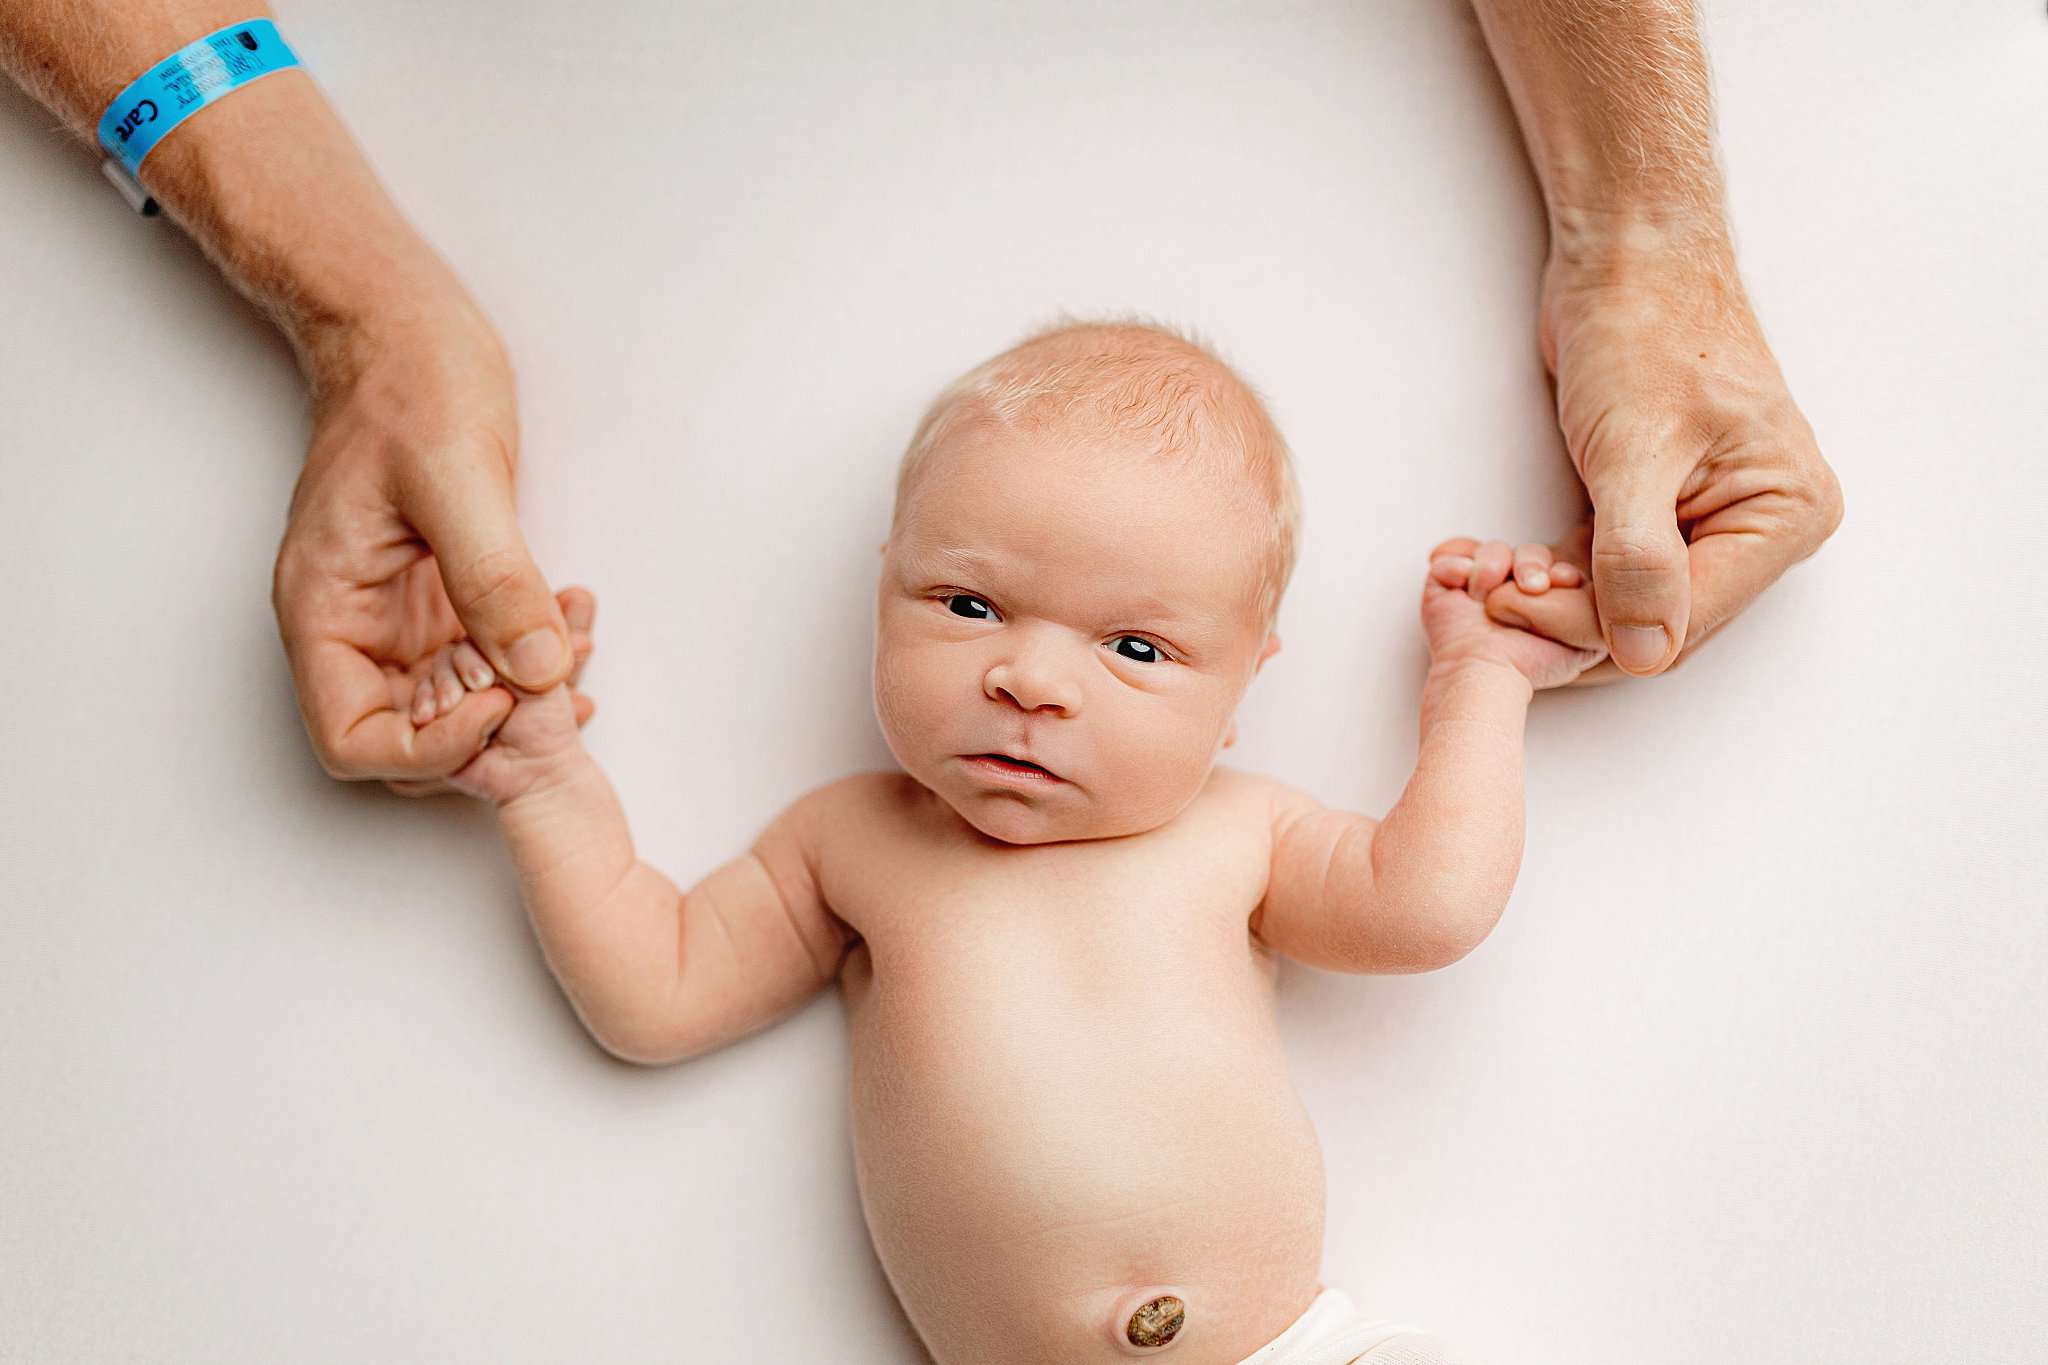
[1612, 624, 1670, 672]
[1494, 609, 1531, 629]
[506, 629, 566, 687]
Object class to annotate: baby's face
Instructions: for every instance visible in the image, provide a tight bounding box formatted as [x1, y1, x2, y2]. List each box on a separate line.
[873, 421, 1279, 845]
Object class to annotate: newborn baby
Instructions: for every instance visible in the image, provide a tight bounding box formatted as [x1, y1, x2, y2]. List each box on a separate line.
[423, 321, 1602, 1364]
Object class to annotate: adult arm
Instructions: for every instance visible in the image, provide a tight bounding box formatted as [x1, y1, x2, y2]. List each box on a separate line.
[1466, 0, 1843, 681]
[0, 0, 580, 786]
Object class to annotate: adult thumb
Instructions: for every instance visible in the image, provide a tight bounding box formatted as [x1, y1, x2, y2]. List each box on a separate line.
[405, 459, 571, 692]
[1588, 468, 1691, 676]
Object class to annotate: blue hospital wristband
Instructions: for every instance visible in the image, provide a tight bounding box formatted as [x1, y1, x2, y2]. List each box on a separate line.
[95, 19, 302, 208]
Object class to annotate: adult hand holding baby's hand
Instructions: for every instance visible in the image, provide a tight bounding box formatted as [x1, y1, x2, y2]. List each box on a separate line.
[1425, 538, 1606, 691]
[271, 313, 595, 796]
[441, 586, 598, 806]
[1486, 226, 1844, 684]
[388, 588, 598, 799]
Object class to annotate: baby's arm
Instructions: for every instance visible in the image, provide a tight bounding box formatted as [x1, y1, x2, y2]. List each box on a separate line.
[1252, 540, 1603, 974]
[445, 614, 854, 1065]
[489, 749, 852, 1065]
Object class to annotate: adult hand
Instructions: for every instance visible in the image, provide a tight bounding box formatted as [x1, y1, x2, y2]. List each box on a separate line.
[1483, 230, 1844, 684]
[272, 311, 593, 794]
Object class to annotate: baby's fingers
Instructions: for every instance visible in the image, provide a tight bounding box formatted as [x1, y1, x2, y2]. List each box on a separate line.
[385, 776, 450, 798]
[451, 640, 495, 691]
[555, 586, 597, 687]
[1513, 538, 1583, 588]
[409, 646, 464, 726]
[559, 585, 596, 633]
[1467, 540, 1514, 601]
[1429, 552, 1475, 589]
[1485, 579, 1604, 656]
[409, 672, 436, 727]
[434, 645, 468, 717]
[1512, 543, 1554, 593]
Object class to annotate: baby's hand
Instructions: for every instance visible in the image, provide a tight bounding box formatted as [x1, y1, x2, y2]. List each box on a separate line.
[1422, 538, 1606, 690]
[415, 587, 599, 806]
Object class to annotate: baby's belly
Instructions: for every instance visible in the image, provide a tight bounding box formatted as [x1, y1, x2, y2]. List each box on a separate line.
[840, 934, 1327, 1365]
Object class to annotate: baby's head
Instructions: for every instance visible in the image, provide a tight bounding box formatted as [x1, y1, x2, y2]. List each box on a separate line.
[873, 318, 1300, 844]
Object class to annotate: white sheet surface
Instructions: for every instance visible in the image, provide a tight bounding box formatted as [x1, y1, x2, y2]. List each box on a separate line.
[3, 2, 2043, 1360]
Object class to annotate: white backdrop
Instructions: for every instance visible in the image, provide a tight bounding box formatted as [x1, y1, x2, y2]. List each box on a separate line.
[3, 2, 2043, 1361]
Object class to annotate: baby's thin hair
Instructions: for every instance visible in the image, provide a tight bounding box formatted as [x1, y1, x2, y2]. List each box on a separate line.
[893, 314, 1302, 629]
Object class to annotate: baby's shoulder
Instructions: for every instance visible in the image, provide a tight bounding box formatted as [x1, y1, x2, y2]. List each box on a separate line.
[1198, 764, 1323, 829]
[775, 769, 927, 843]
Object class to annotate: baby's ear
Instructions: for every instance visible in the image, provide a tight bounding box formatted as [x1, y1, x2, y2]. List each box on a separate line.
[1222, 719, 1240, 749]
[879, 539, 889, 557]
[1255, 632, 1282, 672]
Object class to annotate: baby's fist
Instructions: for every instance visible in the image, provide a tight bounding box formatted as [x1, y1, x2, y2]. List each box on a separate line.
[1422, 538, 1605, 690]
[445, 586, 600, 805]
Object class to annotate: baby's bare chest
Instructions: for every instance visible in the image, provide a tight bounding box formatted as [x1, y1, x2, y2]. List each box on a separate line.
[831, 776, 1270, 940]
[818, 775, 1283, 1012]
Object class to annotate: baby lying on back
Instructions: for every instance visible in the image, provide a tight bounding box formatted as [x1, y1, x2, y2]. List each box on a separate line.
[419, 320, 1600, 1364]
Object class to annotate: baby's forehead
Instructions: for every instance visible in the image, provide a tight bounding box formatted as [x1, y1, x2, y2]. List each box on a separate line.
[905, 405, 1265, 508]
[903, 412, 1264, 524]
[894, 425, 1272, 628]
[891, 321, 1297, 628]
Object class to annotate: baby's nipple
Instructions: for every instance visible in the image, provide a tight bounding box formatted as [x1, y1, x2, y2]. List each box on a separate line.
[1124, 1293, 1185, 1349]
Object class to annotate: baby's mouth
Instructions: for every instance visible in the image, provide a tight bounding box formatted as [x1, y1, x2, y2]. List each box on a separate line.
[964, 753, 1063, 782]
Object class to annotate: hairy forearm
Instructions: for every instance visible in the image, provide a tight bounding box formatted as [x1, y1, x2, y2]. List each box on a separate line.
[1469, 0, 1729, 257]
[0, 0, 493, 386]
[1367, 662, 1534, 960]
[494, 747, 689, 1059]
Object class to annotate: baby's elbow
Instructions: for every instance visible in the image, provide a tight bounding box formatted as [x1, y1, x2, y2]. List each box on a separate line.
[598, 1036, 673, 1067]
[587, 1015, 696, 1068]
[1381, 928, 1481, 975]
[1379, 890, 1510, 974]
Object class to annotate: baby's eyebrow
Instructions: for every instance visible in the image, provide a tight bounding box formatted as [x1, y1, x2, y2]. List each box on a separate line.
[914, 545, 1006, 581]
[1104, 591, 1185, 623]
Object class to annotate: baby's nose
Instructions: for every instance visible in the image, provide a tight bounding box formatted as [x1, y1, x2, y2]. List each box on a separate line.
[984, 650, 1081, 716]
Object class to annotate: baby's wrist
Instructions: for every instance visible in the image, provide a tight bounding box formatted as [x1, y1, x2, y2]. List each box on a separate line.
[1423, 657, 1536, 712]
[489, 740, 596, 813]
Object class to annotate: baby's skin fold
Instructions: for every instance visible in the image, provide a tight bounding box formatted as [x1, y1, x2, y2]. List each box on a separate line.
[427, 322, 1603, 1364]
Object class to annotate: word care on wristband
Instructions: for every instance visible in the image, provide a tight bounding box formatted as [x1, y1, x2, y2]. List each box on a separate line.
[96, 18, 302, 214]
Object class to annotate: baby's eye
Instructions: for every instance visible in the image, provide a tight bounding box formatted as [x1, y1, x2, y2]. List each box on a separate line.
[945, 594, 998, 621]
[1111, 636, 1164, 664]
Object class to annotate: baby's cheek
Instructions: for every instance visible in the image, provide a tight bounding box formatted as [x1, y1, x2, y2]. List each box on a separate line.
[872, 639, 953, 764]
[1099, 702, 1221, 828]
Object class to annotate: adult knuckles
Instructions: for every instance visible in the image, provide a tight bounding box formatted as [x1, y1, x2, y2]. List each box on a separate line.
[1799, 458, 1847, 544]
[1752, 443, 1845, 557]
[270, 536, 320, 623]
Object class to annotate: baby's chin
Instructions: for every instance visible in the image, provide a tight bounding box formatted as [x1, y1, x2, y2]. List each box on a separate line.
[928, 775, 1201, 846]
